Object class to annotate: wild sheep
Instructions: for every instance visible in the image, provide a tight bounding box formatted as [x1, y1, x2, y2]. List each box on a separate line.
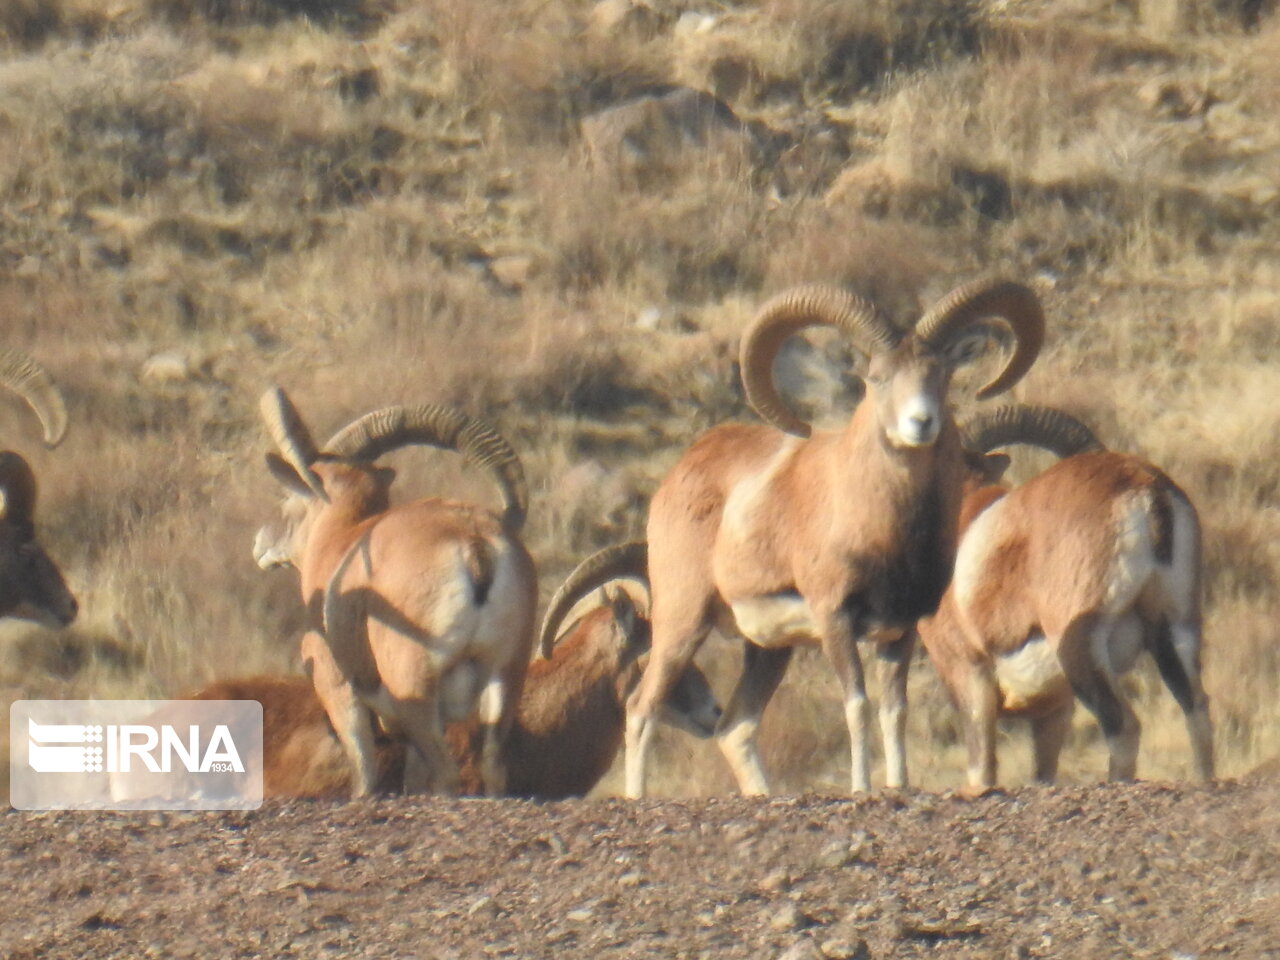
[199, 543, 719, 799]
[254, 390, 537, 798]
[922, 404, 1213, 786]
[627, 278, 1045, 796]
[0, 349, 76, 627]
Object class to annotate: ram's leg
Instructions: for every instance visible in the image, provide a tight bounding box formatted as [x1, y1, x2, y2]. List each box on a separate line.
[305, 635, 379, 798]
[475, 671, 512, 798]
[1150, 619, 1215, 780]
[1058, 615, 1140, 780]
[812, 606, 873, 793]
[395, 697, 460, 796]
[626, 593, 713, 798]
[715, 642, 793, 796]
[963, 664, 1000, 789]
[876, 630, 914, 788]
[1030, 697, 1074, 784]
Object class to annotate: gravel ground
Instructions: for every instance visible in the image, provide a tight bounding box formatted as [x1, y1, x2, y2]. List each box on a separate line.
[2, 776, 1277, 959]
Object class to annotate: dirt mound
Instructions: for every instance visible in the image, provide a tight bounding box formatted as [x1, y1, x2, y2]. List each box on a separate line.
[2, 779, 1276, 959]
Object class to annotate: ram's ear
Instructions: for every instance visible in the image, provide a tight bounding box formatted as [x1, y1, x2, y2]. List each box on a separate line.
[265, 453, 322, 499]
[962, 449, 1012, 483]
[604, 586, 639, 645]
[972, 451, 1011, 483]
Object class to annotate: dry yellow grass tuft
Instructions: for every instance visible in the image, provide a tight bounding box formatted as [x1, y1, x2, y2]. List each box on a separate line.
[1, 0, 1277, 798]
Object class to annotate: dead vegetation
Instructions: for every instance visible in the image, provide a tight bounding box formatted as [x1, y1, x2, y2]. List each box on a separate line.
[0, 0, 1277, 796]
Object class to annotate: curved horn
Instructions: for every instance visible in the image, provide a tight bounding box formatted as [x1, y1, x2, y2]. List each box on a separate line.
[740, 285, 898, 438]
[259, 387, 327, 501]
[324, 405, 527, 534]
[538, 541, 648, 659]
[960, 404, 1104, 459]
[0, 451, 38, 534]
[915, 278, 1045, 399]
[0, 350, 67, 448]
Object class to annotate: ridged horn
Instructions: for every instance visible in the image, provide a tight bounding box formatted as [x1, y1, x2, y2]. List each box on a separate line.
[324, 405, 527, 534]
[538, 541, 648, 659]
[259, 387, 327, 501]
[960, 404, 1104, 459]
[0, 451, 38, 533]
[915, 278, 1045, 399]
[740, 285, 898, 438]
[0, 350, 67, 448]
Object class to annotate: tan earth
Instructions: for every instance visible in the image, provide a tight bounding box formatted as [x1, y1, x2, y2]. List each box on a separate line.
[2, 776, 1277, 959]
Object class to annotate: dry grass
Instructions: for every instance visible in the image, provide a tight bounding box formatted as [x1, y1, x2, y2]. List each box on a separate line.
[1, 0, 1277, 799]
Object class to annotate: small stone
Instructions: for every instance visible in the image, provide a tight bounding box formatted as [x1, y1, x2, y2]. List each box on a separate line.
[820, 938, 870, 960]
[777, 940, 824, 960]
[816, 840, 855, 869]
[674, 10, 717, 36]
[634, 305, 664, 330]
[845, 903, 879, 922]
[760, 869, 792, 893]
[487, 254, 536, 290]
[587, 0, 664, 38]
[141, 352, 193, 384]
[771, 903, 806, 932]
[567, 908, 594, 922]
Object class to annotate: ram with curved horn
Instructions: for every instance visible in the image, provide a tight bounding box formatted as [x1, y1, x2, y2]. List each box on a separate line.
[253, 389, 537, 798]
[921, 405, 1213, 787]
[627, 278, 1045, 796]
[0, 349, 76, 627]
[199, 544, 719, 799]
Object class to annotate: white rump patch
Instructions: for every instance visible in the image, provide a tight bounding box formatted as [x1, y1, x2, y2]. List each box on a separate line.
[995, 635, 1063, 706]
[1103, 494, 1157, 613]
[440, 662, 480, 723]
[730, 594, 817, 648]
[951, 497, 1007, 615]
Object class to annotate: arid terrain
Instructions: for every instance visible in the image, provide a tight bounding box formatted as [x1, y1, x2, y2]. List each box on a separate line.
[3, 775, 1278, 959]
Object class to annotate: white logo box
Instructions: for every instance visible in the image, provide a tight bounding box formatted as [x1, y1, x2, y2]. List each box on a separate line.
[11, 700, 263, 810]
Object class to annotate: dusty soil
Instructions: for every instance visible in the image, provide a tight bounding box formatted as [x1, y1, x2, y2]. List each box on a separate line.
[2, 777, 1277, 960]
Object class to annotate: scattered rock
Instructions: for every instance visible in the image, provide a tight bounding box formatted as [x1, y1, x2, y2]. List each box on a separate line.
[580, 87, 764, 178]
[777, 939, 824, 960]
[815, 835, 871, 869]
[819, 937, 870, 960]
[634, 305, 664, 330]
[770, 902, 808, 932]
[141, 351, 194, 384]
[587, 0, 666, 39]
[674, 10, 718, 36]
[760, 868, 792, 893]
[486, 254, 537, 291]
